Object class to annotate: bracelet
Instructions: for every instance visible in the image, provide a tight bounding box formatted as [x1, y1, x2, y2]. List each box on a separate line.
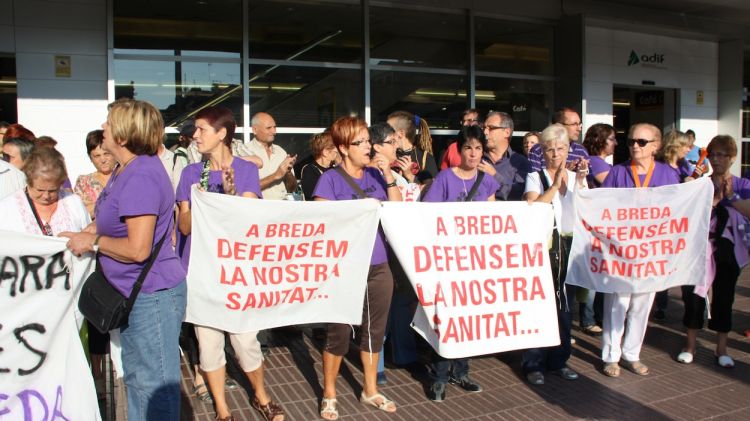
[386, 181, 397, 188]
[92, 234, 101, 252]
[729, 193, 741, 203]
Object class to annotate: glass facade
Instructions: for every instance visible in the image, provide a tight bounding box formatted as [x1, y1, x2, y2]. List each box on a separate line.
[0, 55, 16, 124]
[113, 0, 555, 161]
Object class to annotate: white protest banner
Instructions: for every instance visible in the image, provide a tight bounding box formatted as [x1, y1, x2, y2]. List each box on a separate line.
[566, 177, 713, 293]
[380, 202, 560, 359]
[186, 187, 380, 333]
[0, 230, 100, 421]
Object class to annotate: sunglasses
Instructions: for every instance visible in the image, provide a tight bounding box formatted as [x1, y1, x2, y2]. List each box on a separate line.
[1, 152, 9, 162]
[627, 138, 655, 147]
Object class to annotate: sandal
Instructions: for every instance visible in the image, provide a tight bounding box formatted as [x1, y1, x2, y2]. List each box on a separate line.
[603, 362, 620, 377]
[360, 392, 396, 413]
[621, 359, 649, 375]
[252, 397, 284, 421]
[320, 397, 338, 420]
[192, 383, 213, 404]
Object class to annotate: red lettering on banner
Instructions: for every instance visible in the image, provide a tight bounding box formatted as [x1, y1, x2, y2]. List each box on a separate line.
[412, 243, 544, 272]
[436, 217, 447, 236]
[216, 240, 348, 261]
[582, 218, 688, 242]
[440, 311, 521, 343]
[452, 215, 518, 235]
[601, 209, 612, 221]
[589, 257, 670, 277]
[264, 223, 325, 237]
[416, 277, 545, 308]
[225, 286, 322, 311]
[245, 224, 259, 237]
[616, 206, 671, 221]
[590, 237, 602, 253]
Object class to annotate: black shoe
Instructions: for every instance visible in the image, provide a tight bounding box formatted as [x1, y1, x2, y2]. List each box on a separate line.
[653, 309, 666, 321]
[552, 366, 579, 380]
[377, 372, 388, 386]
[449, 375, 483, 392]
[428, 382, 446, 402]
[260, 344, 271, 357]
[526, 371, 545, 385]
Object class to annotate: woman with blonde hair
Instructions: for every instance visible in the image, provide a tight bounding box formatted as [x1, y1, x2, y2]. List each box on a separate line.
[657, 130, 695, 181]
[62, 99, 187, 420]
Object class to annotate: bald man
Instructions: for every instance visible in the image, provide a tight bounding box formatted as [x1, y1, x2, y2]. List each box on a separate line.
[247, 112, 297, 199]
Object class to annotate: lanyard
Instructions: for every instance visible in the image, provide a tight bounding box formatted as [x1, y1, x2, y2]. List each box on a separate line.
[630, 160, 655, 188]
[25, 189, 53, 236]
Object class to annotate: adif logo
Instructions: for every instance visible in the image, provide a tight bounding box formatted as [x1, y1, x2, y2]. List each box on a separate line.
[628, 50, 666, 68]
[628, 50, 640, 66]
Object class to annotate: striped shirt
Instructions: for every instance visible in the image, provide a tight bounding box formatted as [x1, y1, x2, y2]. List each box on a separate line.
[0, 160, 25, 200]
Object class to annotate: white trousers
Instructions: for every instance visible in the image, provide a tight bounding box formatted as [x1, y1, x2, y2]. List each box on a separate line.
[601, 291, 655, 363]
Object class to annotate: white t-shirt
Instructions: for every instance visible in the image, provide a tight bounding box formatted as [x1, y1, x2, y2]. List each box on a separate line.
[246, 139, 291, 200]
[524, 169, 585, 235]
[158, 147, 186, 192]
[0, 160, 26, 200]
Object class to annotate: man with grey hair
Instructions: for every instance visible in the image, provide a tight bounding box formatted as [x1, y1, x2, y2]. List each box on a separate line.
[479, 111, 531, 201]
[2, 137, 34, 170]
[247, 112, 297, 200]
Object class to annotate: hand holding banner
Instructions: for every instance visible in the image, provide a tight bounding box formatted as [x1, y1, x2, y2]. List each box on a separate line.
[380, 202, 560, 359]
[566, 177, 713, 293]
[186, 187, 381, 333]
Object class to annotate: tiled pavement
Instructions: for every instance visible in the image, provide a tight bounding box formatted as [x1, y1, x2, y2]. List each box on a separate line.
[178, 273, 750, 421]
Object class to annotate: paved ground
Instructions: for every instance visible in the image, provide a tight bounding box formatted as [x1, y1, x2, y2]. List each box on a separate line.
[177, 272, 750, 421]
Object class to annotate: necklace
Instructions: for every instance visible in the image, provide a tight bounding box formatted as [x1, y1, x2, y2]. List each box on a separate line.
[116, 155, 137, 175]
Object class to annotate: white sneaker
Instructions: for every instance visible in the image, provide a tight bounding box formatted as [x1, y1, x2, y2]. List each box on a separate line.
[676, 351, 693, 364]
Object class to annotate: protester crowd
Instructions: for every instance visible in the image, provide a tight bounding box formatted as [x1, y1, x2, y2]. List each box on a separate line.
[0, 100, 748, 421]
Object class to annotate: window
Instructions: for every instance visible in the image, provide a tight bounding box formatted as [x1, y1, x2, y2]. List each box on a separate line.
[475, 17, 553, 75]
[0, 55, 16, 124]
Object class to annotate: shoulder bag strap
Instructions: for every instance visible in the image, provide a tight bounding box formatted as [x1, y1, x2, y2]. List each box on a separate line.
[538, 170, 550, 191]
[464, 171, 485, 202]
[334, 166, 369, 199]
[124, 230, 169, 308]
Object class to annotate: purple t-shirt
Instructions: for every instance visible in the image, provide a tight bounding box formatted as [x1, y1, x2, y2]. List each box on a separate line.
[422, 168, 500, 202]
[176, 158, 262, 269]
[313, 166, 388, 266]
[602, 160, 680, 188]
[588, 155, 612, 188]
[94, 155, 186, 296]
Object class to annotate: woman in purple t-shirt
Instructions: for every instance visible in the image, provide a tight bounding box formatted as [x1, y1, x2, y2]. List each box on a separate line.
[63, 99, 187, 420]
[582, 123, 616, 187]
[678, 135, 750, 368]
[600, 123, 680, 378]
[175, 107, 284, 421]
[421, 125, 497, 401]
[313, 117, 401, 420]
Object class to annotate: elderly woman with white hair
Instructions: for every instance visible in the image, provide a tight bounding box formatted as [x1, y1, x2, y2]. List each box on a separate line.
[522, 123, 588, 385]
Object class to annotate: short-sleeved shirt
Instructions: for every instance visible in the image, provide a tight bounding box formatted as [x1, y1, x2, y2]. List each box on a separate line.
[525, 169, 584, 235]
[528, 141, 590, 172]
[95, 155, 186, 296]
[175, 158, 262, 269]
[486, 149, 531, 201]
[159, 146, 187, 192]
[313, 166, 388, 265]
[422, 168, 500, 203]
[247, 139, 290, 200]
[440, 142, 461, 169]
[588, 155, 612, 188]
[0, 160, 26, 200]
[602, 161, 680, 188]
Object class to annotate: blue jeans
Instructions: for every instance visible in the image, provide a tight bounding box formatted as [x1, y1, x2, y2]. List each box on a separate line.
[120, 281, 186, 421]
[431, 356, 469, 384]
[522, 307, 572, 373]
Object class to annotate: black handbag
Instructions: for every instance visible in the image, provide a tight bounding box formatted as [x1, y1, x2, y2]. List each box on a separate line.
[79, 232, 168, 334]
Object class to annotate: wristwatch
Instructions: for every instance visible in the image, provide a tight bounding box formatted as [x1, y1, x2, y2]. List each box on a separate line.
[729, 193, 741, 203]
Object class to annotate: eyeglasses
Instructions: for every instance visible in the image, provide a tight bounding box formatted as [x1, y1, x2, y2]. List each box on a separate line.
[627, 138, 655, 147]
[382, 140, 398, 146]
[484, 125, 509, 131]
[350, 139, 371, 147]
[1, 152, 9, 162]
[462, 118, 479, 125]
[709, 152, 733, 159]
[562, 122, 583, 127]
